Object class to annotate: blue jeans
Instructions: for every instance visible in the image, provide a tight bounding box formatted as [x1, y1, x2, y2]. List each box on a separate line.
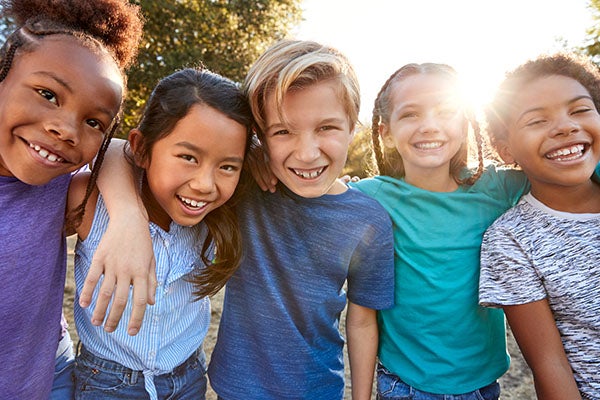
[73, 344, 207, 400]
[376, 363, 500, 400]
[51, 331, 75, 400]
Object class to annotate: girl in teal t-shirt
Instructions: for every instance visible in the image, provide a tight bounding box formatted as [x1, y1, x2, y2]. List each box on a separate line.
[352, 63, 528, 399]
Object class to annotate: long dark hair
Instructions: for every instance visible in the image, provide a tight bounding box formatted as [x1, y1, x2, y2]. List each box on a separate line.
[0, 0, 144, 229]
[126, 67, 254, 298]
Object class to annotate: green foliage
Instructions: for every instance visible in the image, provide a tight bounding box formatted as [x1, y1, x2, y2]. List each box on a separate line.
[125, 0, 302, 135]
[582, 0, 600, 60]
[343, 125, 377, 179]
[0, 1, 302, 136]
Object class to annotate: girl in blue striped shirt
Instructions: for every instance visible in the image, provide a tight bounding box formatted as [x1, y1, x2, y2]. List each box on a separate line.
[67, 67, 253, 400]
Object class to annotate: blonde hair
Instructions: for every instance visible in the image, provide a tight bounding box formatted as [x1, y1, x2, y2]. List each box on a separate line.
[243, 39, 360, 137]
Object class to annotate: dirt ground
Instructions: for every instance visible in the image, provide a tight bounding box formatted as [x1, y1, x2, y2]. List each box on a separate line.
[63, 235, 535, 399]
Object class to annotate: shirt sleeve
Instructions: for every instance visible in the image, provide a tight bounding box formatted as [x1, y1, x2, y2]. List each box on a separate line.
[479, 220, 547, 307]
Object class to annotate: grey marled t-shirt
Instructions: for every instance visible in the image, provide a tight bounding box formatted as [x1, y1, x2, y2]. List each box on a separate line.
[479, 193, 600, 399]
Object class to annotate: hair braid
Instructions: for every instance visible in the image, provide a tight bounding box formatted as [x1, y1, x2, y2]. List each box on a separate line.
[65, 116, 120, 232]
[0, 36, 21, 82]
[463, 110, 485, 185]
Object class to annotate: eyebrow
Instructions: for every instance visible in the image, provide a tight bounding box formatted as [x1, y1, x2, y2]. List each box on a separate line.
[265, 117, 347, 132]
[517, 95, 594, 121]
[175, 141, 244, 163]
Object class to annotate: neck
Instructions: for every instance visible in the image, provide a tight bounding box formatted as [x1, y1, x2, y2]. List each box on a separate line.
[141, 178, 172, 231]
[404, 168, 458, 192]
[530, 180, 600, 213]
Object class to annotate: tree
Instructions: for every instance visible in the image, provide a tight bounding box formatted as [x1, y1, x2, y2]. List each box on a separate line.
[125, 0, 302, 134]
[343, 125, 377, 179]
[582, 0, 600, 61]
[0, 1, 302, 135]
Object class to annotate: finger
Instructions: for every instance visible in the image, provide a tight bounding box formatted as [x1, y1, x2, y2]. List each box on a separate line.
[147, 259, 158, 305]
[91, 273, 115, 326]
[80, 262, 103, 308]
[103, 278, 131, 333]
[127, 277, 149, 336]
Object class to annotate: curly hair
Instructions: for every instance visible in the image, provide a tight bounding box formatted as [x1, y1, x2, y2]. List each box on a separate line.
[486, 52, 600, 153]
[0, 0, 144, 230]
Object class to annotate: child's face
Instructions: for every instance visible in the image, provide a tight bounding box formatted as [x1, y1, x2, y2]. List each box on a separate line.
[380, 74, 466, 182]
[0, 36, 123, 185]
[263, 80, 353, 198]
[132, 103, 246, 231]
[503, 75, 600, 196]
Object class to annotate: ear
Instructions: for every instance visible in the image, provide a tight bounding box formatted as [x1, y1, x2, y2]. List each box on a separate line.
[379, 122, 395, 149]
[127, 129, 148, 168]
[496, 138, 516, 164]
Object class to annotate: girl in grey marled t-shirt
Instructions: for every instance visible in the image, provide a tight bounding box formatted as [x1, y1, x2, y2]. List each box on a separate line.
[480, 194, 600, 399]
[480, 52, 600, 400]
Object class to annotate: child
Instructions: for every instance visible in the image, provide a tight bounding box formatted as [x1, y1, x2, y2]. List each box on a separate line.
[479, 53, 600, 399]
[207, 39, 395, 400]
[70, 67, 253, 400]
[351, 63, 529, 399]
[0, 0, 148, 398]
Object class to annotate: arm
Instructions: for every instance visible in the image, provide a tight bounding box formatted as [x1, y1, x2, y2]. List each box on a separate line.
[504, 300, 581, 400]
[86, 139, 156, 336]
[346, 301, 378, 400]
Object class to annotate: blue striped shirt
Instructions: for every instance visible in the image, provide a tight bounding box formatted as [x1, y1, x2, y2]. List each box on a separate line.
[74, 195, 211, 399]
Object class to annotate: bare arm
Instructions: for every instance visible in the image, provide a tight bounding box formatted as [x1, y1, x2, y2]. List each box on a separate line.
[85, 139, 156, 336]
[504, 300, 581, 400]
[346, 301, 378, 400]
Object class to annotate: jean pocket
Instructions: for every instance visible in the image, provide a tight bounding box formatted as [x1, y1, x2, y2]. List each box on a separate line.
[376, 364, 412, 399]
[74, 361, 129, 393]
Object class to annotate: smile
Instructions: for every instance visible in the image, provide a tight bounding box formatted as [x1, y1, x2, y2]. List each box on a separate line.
[29, 143, 64, 163]
[545, 144, 586, 161]
[414, 141, 443, 150]
[292, 167, 325, 179]
[177, 195, 207, 209]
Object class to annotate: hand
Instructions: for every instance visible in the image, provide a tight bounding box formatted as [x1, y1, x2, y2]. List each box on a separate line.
[340, 174, 360, 184]
[247, 135, 278, 192]
[80, 213, 157, 336]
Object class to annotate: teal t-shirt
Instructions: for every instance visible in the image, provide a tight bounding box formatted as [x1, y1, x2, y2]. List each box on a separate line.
[352, 165, 528, 394]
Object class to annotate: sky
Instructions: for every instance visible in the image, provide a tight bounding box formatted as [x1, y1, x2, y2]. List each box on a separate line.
[293, 0, 595, 123]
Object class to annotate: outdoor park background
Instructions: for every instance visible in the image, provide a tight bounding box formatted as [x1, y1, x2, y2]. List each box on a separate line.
[16, 0, 597, 398]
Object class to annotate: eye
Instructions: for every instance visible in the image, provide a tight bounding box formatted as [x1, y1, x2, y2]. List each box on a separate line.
[572, 106, 593, 115]
[271, 129, 289, 136]
[221, 164, 241, 172]
[179, 154, 197, 163]
[399, 112, 417, 119]
[86, 119, 104, 132]
[319, 125, 339, 132]
[525, 118, 545, 127]
[37, 89, 58, 105]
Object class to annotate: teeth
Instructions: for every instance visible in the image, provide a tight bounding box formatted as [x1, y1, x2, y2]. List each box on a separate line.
[29, 143, 64, 163]
[293, 168, 324, 179]
[415, 141, 443, 149]
[178, 195, 206, 208]
[546, 144, 585, 160]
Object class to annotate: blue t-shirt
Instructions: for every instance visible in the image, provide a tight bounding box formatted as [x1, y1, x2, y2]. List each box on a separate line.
[352, 165, 528, 394]
[208, 183, 395, 400]
[0, 174, 70, 399]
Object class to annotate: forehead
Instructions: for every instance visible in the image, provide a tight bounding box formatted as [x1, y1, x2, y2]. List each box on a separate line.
[391, 73, 461, 106]
[10, 35, 124, 110]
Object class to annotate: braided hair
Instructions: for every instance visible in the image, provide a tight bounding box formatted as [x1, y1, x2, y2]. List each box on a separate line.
[0, 0, 144, 229]
[371, 63, 485, 185]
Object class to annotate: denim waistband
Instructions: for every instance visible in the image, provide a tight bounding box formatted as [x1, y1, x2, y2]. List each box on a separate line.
[76, 342, 204, 377]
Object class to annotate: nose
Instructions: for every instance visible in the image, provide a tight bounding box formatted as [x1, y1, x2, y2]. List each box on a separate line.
[417, 112, 441, 134]
[188, 168, 216, 194]
[46, 113, 80, 146]
[294, 133, 321, 163]
[552, 114, 579, 137]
